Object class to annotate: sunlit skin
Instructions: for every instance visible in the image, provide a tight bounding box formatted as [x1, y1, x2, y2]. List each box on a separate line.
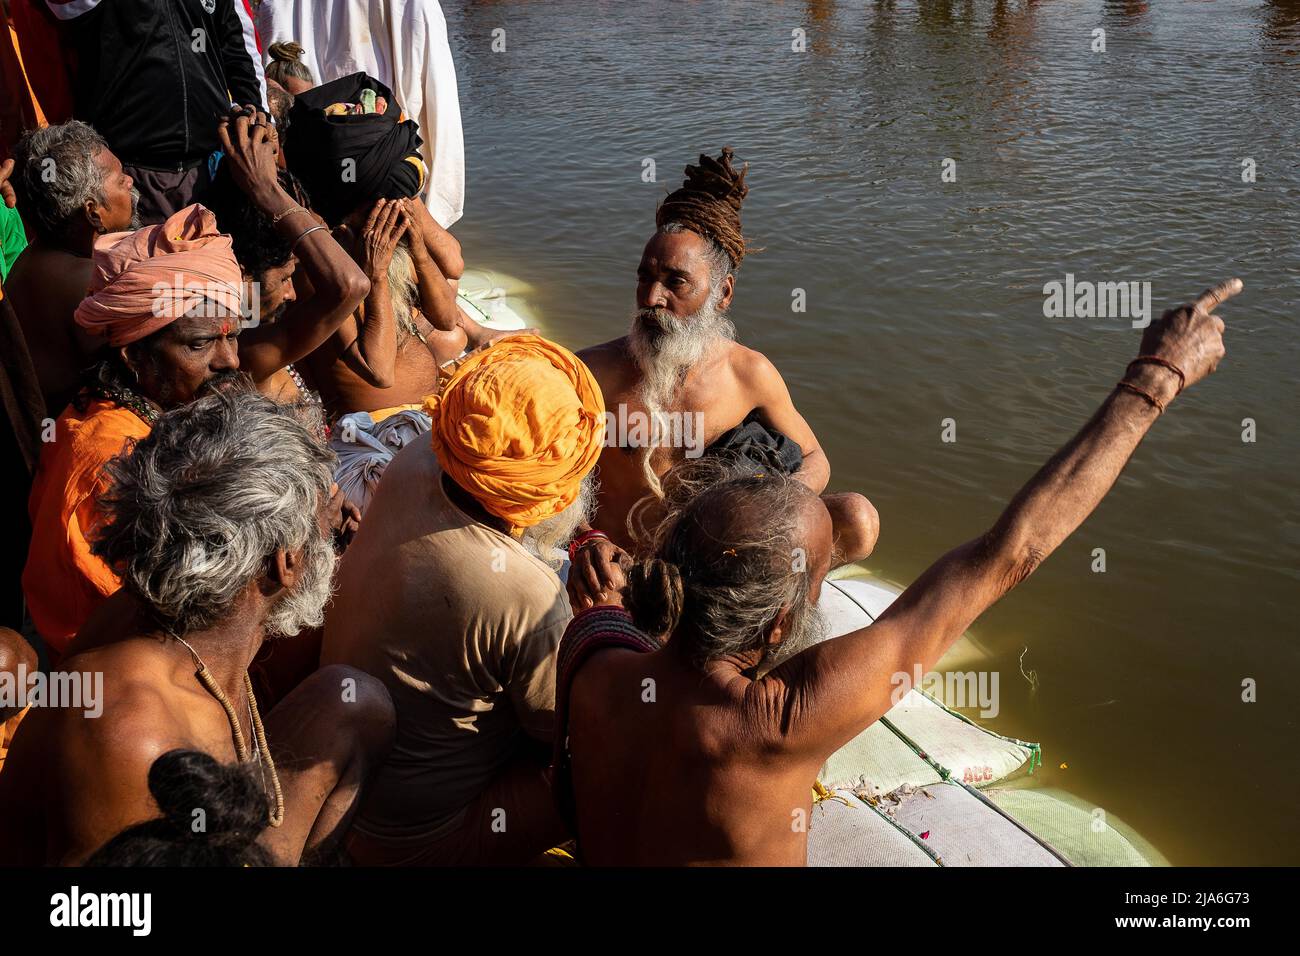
[573, 228, 880, 605]
[570, 491, 835, 866]
[123, 310, 242, 411]
[254, 259, 299, 324]
[240, 260, 299, 401]
[567, 282, 1235, 865]
[298, 196, 518, 417]
[0, 498, 395, 866]
[0, 628, 38, 724]
[5, 147, 136, 415]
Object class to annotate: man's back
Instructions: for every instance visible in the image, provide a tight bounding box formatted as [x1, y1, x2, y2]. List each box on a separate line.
[5, 244, 98, 414]
[566, 633, 823, 866]
[0, 631, 236, 865]
[322, 439, 571, 841]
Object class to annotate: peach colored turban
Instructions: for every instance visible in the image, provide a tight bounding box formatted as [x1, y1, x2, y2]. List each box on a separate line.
[423, 335, 605, 532]
[74, 204, 243, 347]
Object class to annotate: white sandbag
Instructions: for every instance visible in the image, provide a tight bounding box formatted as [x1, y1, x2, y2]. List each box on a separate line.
[815, 577, 1039, 791]
[886, 782, 1066, 866]
[882, 690, 1038, 788]
[818, 718, 943, 794]
[806, 791, 936, 867]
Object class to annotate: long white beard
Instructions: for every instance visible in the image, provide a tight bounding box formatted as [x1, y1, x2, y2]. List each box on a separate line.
[627, 297, 735, 498]
[628, 297, 735, 415]
[388, 242, 420, 342]
[128, 187, 143, 230]
[767, 601, 829, 669]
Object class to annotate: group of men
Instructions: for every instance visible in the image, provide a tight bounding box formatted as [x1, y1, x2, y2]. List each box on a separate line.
[0, 0, 1234, 867]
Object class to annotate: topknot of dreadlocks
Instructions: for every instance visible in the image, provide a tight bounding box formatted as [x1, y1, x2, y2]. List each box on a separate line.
[655, 147, 750, 270]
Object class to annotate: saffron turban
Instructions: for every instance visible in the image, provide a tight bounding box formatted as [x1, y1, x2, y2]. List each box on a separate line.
[74, 204, 243, 347]
[423, 334, 605, 532]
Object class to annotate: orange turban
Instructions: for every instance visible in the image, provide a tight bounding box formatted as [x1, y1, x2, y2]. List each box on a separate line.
[74, 204, 243, 347]
[423, 334, 605, 532]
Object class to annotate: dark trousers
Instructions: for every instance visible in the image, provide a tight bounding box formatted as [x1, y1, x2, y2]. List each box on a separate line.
[122, 160, 215, 225]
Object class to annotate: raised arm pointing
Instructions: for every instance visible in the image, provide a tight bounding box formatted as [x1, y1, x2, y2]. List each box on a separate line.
[773, 280, 1237, 754]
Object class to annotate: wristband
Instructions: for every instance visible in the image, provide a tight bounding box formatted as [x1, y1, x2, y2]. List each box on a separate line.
[1115, 380, 1166, 414]
[568, 530, 610, 562]
[1128, 356, 1186, 394]
[291, 224, 327, 249]
[271, 203, 308, 226]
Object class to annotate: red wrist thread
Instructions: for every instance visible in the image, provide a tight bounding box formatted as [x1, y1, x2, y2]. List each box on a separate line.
[568, 530, 610, 562]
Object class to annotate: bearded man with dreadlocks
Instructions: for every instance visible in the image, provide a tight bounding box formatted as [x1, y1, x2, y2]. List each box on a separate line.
[572, 148, 880, 608]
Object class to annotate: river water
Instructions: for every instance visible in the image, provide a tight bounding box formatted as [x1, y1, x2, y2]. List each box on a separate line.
[443, 0, 1300, 865]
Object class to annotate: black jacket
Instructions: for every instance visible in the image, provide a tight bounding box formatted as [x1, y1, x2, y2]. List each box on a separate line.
[51, 0, 265, 169]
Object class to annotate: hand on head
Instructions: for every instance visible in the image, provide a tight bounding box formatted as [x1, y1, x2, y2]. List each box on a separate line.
[359, 198, 410, 278]
[217, 105, 283, 204]
[567, 537, 632, 613]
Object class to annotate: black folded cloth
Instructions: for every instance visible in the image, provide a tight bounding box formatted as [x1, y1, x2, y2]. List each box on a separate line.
[285, 72, 424, 224]
[704, 410, 804, 476]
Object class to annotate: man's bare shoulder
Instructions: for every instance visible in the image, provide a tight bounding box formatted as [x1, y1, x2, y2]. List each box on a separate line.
[577, 336, 631, 375]
[578, 336, 640, 401]
[58, 643, 194, 748]
[725, 341, 783, 387]
[9, 245, 89, 293]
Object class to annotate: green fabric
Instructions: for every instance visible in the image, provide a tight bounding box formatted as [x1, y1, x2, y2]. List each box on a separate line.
[0, 204, 27, 282]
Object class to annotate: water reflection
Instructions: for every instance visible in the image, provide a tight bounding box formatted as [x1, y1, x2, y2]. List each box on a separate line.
[1103, 0, 1151, 24]
[1260, 0, 1300, 59]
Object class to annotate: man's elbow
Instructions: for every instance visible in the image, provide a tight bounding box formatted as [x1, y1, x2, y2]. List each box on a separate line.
[439, 233, 464, 280]
[795, 455, 830, 495]
[981, 526, 1047, 590]
[443, 250, 465, 282]
[341, 273, 371, 310]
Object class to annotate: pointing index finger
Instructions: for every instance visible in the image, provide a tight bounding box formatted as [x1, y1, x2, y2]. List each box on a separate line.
[1193, 277, 1243, 314]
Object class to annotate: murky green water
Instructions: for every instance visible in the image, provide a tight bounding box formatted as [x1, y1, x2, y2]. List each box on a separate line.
[444, 0, 1299, 865]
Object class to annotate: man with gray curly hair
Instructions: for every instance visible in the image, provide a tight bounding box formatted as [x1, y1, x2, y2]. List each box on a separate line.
[5, 120, 140, 414]
[0, 388, 394, 866]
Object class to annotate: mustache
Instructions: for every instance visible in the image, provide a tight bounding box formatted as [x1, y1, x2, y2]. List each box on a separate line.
[262, 300, 290, 325]
[634, 307, 684, 338]
[197, 370, 244, 397]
